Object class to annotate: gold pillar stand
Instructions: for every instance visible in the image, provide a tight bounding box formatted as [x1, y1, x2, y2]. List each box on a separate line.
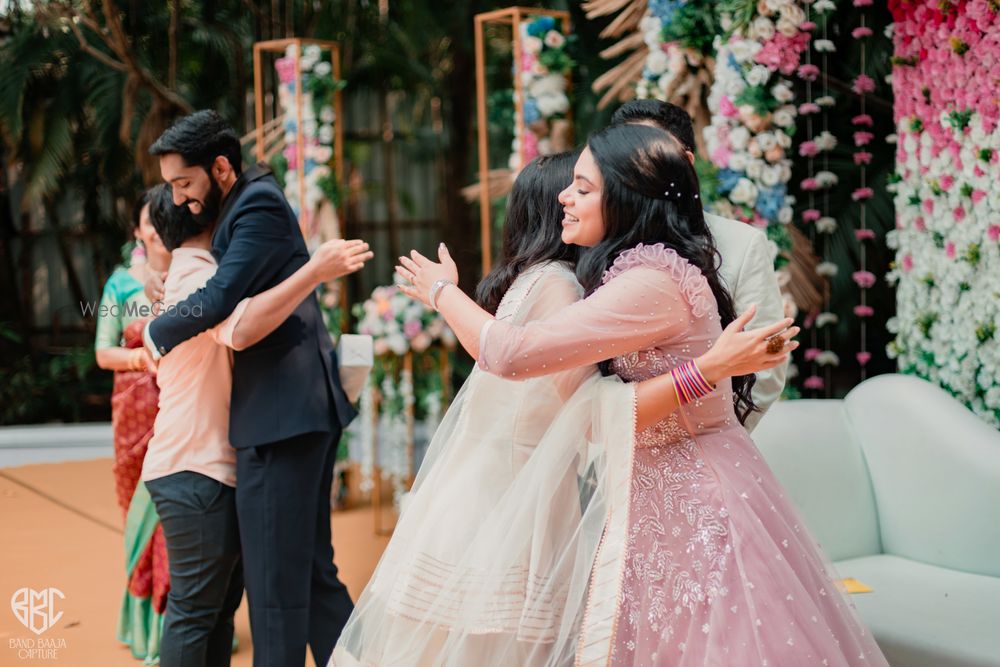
[473, 8, 572, 275]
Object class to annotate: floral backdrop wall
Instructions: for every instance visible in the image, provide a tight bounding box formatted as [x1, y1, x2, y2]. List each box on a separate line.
[696, 0, 897, 398]
[886, 0, 1000, 426]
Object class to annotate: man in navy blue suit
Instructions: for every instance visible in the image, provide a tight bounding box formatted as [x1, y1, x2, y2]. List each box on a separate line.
[142, 110, 361, 666]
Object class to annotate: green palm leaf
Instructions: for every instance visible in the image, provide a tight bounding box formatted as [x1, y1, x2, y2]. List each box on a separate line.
[23, 105, 74, 201]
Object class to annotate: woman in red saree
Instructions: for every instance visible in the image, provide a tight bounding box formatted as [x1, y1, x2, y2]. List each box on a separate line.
[95, 190, 172, 664]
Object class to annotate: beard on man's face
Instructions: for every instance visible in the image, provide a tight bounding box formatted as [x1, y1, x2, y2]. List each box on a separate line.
[187, 174, 224, 226]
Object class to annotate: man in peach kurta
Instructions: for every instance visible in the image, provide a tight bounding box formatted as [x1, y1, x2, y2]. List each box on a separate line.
[142, 186, 241, 667]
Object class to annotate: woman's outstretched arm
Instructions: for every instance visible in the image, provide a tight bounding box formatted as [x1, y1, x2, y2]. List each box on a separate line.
[396, 244, 490, 358]
[399, 245, 785, 380]
[398, 244, 692, 376]
[398, 244, 796, 425]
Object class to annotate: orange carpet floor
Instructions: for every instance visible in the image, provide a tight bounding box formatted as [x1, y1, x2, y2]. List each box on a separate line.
[0, 458, 391, 666]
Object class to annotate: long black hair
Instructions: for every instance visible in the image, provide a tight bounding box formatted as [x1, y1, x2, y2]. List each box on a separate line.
[475, 152, 580, 314]
[576, 123, 758, 423]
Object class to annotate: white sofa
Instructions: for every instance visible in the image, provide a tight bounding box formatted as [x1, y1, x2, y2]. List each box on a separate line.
[753, 374, 1000, 667]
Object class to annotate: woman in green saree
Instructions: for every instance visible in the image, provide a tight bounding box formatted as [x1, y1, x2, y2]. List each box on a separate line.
[94, 190, 172, 664]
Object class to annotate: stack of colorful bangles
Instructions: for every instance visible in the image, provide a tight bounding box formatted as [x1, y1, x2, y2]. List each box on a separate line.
[671, 359, 715, 405]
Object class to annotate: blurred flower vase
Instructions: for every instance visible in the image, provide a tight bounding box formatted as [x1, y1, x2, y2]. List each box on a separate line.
[345, 284, 457, 516]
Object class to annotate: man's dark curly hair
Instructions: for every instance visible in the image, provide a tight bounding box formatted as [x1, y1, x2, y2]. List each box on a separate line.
[147, 183, 212, 252]
[149, 109, 243, 176]
[611, 99, 697, 155]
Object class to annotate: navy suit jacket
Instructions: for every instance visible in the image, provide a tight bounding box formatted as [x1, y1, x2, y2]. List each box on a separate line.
[148, 164, 357, 448]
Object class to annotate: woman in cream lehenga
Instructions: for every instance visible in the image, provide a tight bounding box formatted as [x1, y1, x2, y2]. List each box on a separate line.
[331, 150, 795, 666]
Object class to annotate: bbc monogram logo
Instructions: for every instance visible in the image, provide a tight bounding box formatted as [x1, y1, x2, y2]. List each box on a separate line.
[10, 588, 63, 635]
[8, 588, 68, 660]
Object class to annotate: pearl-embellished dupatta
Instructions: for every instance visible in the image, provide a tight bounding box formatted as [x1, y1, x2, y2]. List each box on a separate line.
[331, 261, 637, 667]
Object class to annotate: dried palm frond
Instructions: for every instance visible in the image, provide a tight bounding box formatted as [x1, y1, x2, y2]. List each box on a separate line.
[461, 169, 515, 203]
[592, 47, 648, 109]
[599, 30, 646, 62]
[582, 0, 647, 37]
[581, 0, 650, 109]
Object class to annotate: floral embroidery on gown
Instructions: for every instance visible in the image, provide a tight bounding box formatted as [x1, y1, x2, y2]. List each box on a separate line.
[479, 244, 888, 667]
[599, 246, 886, 666]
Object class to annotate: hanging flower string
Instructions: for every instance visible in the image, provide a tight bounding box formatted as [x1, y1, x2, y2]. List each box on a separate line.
[818, 0, 838, 395]
[852, 0, 875, 380]
[796, 0, 839, 394]
[799, 0, 823, 394]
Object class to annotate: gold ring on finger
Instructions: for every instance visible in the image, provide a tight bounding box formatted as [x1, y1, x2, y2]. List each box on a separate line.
[765, 335, 786, 355]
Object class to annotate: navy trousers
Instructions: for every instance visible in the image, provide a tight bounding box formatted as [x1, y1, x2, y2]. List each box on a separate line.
[235, 430, 353, 667]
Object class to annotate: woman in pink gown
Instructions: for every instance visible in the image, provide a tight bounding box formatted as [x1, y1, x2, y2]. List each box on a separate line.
[399, 124, 887, 666]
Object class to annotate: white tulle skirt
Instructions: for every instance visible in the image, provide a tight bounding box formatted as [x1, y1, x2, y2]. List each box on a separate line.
[331, 371, 634, 666]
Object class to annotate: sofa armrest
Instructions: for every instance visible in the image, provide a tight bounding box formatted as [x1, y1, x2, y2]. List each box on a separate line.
[845, 374, 1000, 577]
[754, 400, 882, 562]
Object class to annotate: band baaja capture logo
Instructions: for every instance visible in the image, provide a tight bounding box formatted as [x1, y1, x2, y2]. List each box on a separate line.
[8, 588, 68, 660]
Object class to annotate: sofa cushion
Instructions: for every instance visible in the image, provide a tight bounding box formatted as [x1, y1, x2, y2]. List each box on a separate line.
[845, 375, 1000, 577]
[835, 554, 1000, 667]
[754, 400, 882, 561]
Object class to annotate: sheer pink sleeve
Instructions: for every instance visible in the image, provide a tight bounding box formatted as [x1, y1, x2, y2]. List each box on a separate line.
[479, 244, 716, 380]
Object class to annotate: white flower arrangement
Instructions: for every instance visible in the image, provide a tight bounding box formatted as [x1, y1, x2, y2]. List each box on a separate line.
[816, 261, 838, 277]
[354, 284, 456, 357]
[816, 217, 838, 234]
[509, 16, 572, 171]
[816, 312, 839, 328]
[704, 2, 811, 230]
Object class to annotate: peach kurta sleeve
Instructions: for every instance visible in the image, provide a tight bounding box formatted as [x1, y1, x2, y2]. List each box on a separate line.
[209, 297, 251, 349]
